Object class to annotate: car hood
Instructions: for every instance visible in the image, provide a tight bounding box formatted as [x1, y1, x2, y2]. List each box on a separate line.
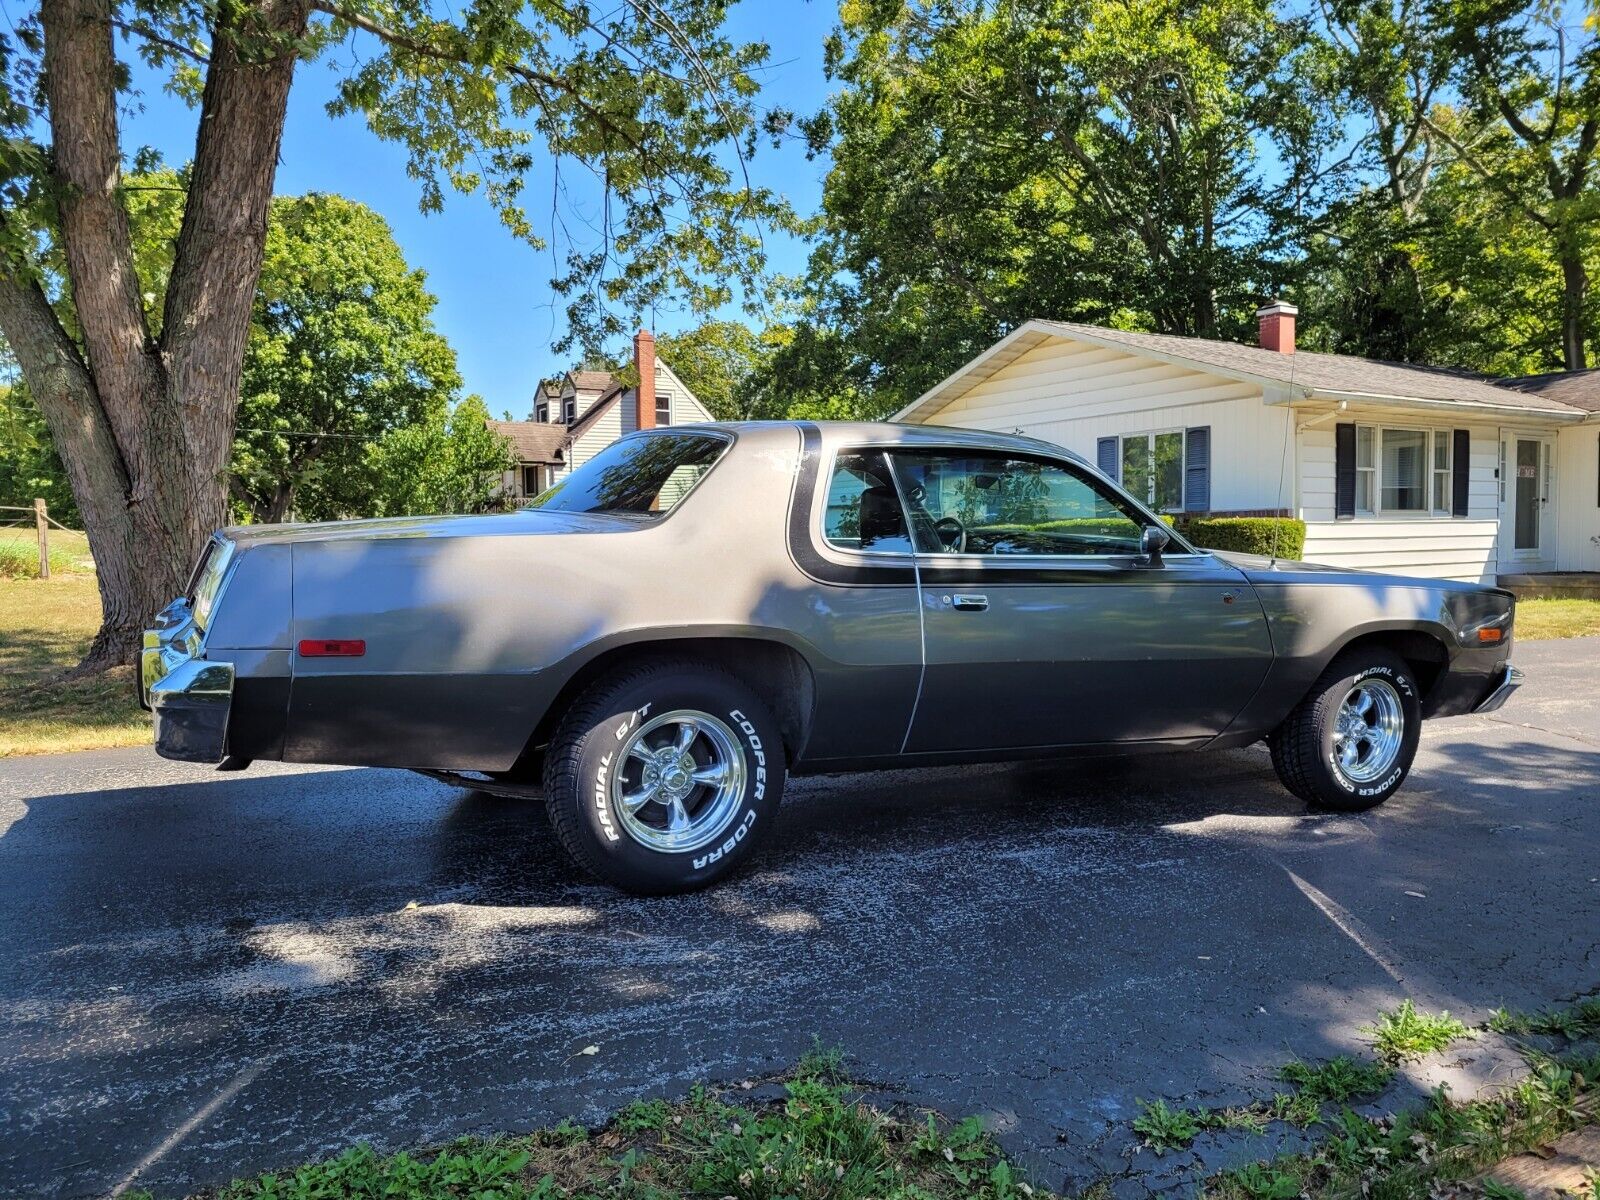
[1212, 549, 1510, 598]
[222, 507, 652, 547]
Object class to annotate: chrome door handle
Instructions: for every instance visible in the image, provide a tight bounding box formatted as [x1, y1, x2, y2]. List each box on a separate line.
[951, 593, 989, 612]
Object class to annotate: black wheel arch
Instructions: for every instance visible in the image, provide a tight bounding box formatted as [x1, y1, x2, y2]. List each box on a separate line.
[510, 631, 818, 777]
[1323, 626, 1451, 710]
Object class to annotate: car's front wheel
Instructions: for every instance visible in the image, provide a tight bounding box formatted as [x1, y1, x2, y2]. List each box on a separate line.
[543, 660, 786, 893]
[1268, 648, 1422, 811]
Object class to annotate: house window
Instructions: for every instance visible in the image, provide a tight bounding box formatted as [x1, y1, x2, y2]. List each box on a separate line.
[1380, 428, 1428, 512]
[1119, 430, 1185, 511]
[1432, 433, 1452, 515]
[1356, 425, 1376, 515]
[563, 397, 575, 423]
[655, 393, 671, 427]
[535, 402, 548, 423]
[522, 465, 543, 496]
[1355, 424, 1455, 516]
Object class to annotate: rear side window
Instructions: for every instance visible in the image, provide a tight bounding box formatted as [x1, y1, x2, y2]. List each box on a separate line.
[823, 449, 914, 554]
[528, 432, 728, 516]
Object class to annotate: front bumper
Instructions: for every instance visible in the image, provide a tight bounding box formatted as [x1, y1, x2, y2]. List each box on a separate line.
[1472, 663, 1524, 714]
[141, 599, 234, 763]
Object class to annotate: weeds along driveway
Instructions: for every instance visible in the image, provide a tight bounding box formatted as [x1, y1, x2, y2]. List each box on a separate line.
[0, 638, 1596, 1200]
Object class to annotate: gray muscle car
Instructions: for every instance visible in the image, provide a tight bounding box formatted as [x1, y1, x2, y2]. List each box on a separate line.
[142, 421, 1522, 893]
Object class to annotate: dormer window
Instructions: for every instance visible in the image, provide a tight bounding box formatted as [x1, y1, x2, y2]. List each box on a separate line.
[563, 397, 576, 423]
[535, 402, 548, 423]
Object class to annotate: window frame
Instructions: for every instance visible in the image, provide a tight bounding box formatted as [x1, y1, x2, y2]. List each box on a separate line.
[655, 392, 672, 427]
[562, 397, 576, 423]
[1353, 423, 1459, 519]
[1118, 429, 1187, 513]
[814, 444, 1202, 564]
[534, 401, 549, 423]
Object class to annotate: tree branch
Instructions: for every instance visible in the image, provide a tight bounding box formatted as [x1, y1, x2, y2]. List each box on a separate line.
[110, 17, 210, 64]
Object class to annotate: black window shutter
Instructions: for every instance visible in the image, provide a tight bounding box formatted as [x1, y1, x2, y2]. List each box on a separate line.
[1184, 426, 1210, 513]
[1096, 436, 1119, 481]
[1452, 429, 1470, 517]
[1335, 422, 1356, 519]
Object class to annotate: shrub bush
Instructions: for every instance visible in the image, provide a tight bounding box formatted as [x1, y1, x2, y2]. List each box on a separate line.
[1173, 516, 1306, 560]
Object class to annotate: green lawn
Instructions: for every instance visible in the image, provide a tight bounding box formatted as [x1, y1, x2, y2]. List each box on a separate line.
[0, 563, 150, 758]
[1515, 596, 1600, 640]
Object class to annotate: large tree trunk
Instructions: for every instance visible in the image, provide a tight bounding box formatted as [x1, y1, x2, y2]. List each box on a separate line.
[0, 0, 305, 673]
[1558, 246, 1589, 371]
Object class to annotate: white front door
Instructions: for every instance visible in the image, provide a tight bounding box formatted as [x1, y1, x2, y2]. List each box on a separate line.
[1502, 433, 1556, 566]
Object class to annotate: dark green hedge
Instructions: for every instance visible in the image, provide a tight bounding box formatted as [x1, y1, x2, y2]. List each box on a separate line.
[1171, 516, 1307, 559]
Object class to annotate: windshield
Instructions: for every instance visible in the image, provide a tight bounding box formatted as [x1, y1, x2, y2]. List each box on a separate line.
[527, 432, 729, 516]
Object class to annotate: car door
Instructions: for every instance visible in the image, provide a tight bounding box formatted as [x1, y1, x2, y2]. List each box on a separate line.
[889, 448, 1273, 753]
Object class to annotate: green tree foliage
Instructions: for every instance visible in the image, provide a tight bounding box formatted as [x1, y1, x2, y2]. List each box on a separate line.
[775, 0, 1341, 415]
[364, 394, 516, 517]
[230, 194, 462, 522]
[0, 375, 77, 523]
[655, 319, 776, 419]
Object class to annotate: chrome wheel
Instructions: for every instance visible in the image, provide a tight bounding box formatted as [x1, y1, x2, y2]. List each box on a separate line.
[612, 709, 747, 854]
[1332, 678, 1405, 784]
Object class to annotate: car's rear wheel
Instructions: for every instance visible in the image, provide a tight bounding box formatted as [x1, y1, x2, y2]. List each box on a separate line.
[1268, 648, 1422, 811]
[543, 660, 785, 894]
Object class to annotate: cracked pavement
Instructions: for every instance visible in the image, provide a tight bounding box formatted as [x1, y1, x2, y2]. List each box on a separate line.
[0, 637, 1596, 1198]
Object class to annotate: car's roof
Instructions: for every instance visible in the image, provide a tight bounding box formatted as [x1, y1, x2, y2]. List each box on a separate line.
[650, 420, 1092, 466]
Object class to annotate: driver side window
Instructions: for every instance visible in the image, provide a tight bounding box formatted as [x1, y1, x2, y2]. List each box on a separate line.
[889, 451, 1152, 556]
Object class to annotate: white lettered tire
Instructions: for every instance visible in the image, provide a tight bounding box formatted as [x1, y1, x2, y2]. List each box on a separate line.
[1268, 649, 1422, 812]
[543, 660, 785, 894]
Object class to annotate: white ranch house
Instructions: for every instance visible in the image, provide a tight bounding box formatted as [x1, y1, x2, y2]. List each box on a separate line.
[489, 329, 715, 503]
[894, 304, 1600, 583]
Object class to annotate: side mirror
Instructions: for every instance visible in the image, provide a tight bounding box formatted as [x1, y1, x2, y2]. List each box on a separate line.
[1139, 524, 1171, 563]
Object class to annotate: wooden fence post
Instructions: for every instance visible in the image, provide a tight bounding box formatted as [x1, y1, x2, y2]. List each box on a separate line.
[34, 498, 48, 579]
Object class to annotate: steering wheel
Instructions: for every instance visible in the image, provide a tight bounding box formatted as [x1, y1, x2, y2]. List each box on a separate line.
[933, 515, 967, 553]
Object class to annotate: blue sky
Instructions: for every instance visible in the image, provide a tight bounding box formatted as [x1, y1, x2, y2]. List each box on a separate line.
[121, 1, 838, 418]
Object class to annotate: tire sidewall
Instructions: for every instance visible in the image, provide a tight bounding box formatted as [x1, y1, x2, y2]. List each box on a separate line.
[1315, 655, 1421, 806]
[557, 669, 784, 892]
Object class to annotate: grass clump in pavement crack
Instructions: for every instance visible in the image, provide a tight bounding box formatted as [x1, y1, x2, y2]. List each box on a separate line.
[1133, 1056, 1393, 1153]
[1488, 995, 1600, 1041]
[128, 1053, 1055, 1200]
[1206, 1050, 1599, 1200]
[1365, 999, 1472, 1062]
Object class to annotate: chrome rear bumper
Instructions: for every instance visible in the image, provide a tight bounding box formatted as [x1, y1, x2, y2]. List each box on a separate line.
[140, 597, 234, 763]
[1472, 663, 1523, 714]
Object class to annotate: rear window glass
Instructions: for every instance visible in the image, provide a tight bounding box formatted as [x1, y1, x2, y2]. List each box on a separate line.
[527, 432, 728, 516]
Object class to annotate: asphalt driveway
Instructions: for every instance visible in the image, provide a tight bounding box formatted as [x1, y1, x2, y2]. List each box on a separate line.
[1, 638, 1597, 1199]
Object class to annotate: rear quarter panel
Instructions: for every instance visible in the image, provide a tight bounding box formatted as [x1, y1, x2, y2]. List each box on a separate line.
[282, 426, 923, 770]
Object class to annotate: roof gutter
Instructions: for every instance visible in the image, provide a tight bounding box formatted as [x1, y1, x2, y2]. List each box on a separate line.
[1273, 388, 1585, 421]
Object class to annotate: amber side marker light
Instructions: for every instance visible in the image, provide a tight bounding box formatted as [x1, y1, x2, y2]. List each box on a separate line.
[298, 639, 366, 657]
[1477, 628, 1504, 644]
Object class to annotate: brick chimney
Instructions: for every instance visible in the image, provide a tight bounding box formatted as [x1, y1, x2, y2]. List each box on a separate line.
[634, 329, 657, 429]
[1257, 300, 1297, 354]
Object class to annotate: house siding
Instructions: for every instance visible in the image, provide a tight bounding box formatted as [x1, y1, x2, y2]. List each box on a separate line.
[922, 339, 1290, 513]
[909, 333, 1559, 583]
[1554, 423, 1600, 573]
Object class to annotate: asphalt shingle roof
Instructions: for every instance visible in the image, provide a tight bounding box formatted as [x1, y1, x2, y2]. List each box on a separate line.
[569, 370, 616, 392]
[487, 421, 568, 463]
[1498, 368, 1600, 412]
